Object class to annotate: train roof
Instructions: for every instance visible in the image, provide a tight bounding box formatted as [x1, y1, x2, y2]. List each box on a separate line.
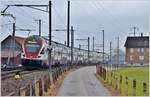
[3, 35, 102, 54]
[41, 36, 102, 53]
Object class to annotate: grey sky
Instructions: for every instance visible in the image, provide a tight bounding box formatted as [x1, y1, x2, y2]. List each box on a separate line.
[0, 0, 149, 53]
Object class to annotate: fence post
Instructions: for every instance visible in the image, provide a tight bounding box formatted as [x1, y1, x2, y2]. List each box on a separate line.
[39, 78, 43, 96]
[42, 76, 45, 95]
[98, 65, 100, 75]
[115, 76, 118, 90]
[110, 72, 113, 85]
[103, 67, 105, 80]
[102, 67, 104, 79]
[29, 81, 32, 96]
[44, 75, 47, 93]
[99, 65, 101, 76]
[96, 65, 98, 74]
[113, 74, 115, 88]
[125, 77, 128, 96]
[143, 82, 147, 96]
[32, 82, 35, 96]
[133, 79, 136, 96]
[119, 75, 122, 94]
[25, 84, 30, 96]
[107, 71, 109, 83]
[99, 65, 101, 75]
[19, 87, 26, 96]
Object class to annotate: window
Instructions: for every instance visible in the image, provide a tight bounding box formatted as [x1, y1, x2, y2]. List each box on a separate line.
[139, 56, 144, 61]
[137, 48, 140, 52]
[138, 48, 144, 53]
[140, 48, 144, 53]
[130, 48, 134, 53]
[25, 44, 40, 53]
[130, 55, 133, 61]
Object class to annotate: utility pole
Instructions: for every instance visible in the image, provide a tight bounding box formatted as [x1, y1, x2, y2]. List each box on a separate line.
[71, 26, 74, 64]
[48, 0, 52, 74]
[110, 42, 112, 63]
[39, 19, 41, 36]
[92, 36, 94, 51]
[12, 23, 15, 66]
[117, 37, 119, 69]
[102, 30, 104, 64]
[110, 42, 112, 70]
[88, 37, 90, 65]
[67, 1, 70, 47]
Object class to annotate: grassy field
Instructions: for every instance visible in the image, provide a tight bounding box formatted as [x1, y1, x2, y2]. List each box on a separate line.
[111, 67, 149, 96]
[113, 67, 149, 81]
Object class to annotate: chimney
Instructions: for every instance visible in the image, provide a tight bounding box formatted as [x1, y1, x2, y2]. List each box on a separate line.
[141, 33, 143, 37]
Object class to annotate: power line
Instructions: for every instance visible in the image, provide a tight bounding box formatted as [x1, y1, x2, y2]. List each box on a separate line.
[91, 1, 124, 34]
[99, 1, 124, 29]
[52, 5, 66, 26]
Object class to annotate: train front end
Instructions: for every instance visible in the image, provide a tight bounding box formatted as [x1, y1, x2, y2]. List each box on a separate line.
[21, 35, 48, 69]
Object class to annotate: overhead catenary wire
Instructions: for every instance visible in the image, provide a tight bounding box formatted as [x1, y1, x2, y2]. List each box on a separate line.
[52, 4, 66, 26]
[90, 1, 122, 36]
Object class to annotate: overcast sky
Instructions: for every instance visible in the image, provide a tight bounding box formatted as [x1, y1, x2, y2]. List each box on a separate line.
[0, 0, 149, 53]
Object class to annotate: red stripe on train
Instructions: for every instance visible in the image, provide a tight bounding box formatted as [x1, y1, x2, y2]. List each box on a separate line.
[25, 53, 38, 58]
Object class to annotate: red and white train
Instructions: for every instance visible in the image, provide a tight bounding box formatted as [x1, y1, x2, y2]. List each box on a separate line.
[21, 35, 104, 69]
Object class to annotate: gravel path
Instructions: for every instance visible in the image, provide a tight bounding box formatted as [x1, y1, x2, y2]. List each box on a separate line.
[57, 66, 112, 96]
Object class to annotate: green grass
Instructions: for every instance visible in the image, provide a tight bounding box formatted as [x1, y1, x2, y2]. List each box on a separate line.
[113, 67, 149, 81]
[107, 67, 149, 96]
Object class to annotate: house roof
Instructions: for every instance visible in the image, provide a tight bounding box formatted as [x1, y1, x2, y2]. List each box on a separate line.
[124, 36, 149, 48]
[1, 35, 25, 58]
[1, 35, 26, 46]
[15, 36, 25, 46]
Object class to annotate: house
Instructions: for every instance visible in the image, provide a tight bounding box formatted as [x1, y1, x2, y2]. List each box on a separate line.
[124, 33, 149, 65]
[1, 35, 25, 67]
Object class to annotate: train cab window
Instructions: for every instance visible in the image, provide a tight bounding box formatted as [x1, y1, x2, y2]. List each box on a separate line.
[25, 44, 40, 53]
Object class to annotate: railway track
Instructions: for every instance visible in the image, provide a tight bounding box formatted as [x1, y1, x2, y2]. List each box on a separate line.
[1, 66, 63, 80]
[1, 69, 38, 80]
[1, 70, 45, 96]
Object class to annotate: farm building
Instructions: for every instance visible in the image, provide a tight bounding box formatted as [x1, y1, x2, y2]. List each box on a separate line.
[1, 35, 25, 67]
[124, 33, 149, 65]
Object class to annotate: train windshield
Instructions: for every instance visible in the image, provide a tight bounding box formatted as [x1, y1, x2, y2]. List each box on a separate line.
[25, 44, 40, 53]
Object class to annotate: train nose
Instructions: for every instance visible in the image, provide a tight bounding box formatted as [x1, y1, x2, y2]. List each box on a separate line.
[26, 53, 38, 58]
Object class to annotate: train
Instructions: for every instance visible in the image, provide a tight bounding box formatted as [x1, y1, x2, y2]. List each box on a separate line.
[21, 35, 104, 69]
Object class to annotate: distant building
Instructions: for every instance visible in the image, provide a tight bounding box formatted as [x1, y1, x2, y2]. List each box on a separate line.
[124, 33, 149, 65]
[1, 35, 25, 66]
